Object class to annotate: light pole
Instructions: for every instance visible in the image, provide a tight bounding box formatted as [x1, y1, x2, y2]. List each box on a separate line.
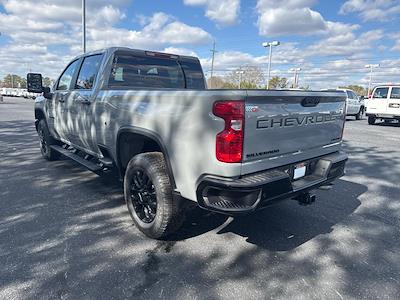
[262, 41, 280, 89]
[236, 70, 245, 89]
[365, 64, 379, 96]
[289, 68, 301, 88]
[82, 0, 86, 53]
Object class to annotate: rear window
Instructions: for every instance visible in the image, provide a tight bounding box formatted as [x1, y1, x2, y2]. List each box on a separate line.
[390, 87, 400, 99]
[180, 59, 205, 89]
[109, 53, 185, 89]
[373, 87, 389, 99]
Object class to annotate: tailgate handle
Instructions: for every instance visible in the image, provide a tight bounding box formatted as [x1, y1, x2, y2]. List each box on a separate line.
[301, 97, 320, 107]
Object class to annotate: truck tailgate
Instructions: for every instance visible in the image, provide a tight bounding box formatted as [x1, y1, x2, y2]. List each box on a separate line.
[243, 91, 346, 165]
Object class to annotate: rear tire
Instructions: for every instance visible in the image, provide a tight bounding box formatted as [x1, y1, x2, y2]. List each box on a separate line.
[368, 116, 376, 125]
[37, 119, 60, 161]
[124, 152, 183, 239]
[355, 107, 363, 120]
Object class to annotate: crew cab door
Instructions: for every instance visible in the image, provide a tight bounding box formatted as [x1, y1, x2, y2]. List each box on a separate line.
[69, 54, 104, 154]
[52, 59, 80, 142]
[387, 87, 400, 115]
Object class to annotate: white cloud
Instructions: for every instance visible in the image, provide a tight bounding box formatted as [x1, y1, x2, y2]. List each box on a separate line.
[163, 47, 198, 57]
[340, 0, 400, 22]
[390, 33, 400, 51]
[0, 1, 212, 79]
[88, 12, 211, 50]
[183, 0, 240, 26]
[256, 0, 359, 37]
[306, 29, 383, 57]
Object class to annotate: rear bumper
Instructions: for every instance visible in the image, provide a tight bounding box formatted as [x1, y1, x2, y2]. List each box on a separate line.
[196, 151, 348, 214]
[366, 113, 400, 119]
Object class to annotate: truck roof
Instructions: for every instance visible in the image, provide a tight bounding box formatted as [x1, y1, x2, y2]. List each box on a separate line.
[71, 47, 200, 62]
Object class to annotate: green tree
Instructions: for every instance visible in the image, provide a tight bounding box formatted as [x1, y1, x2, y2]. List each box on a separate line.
[2, 74, 26, 88]
[268, 76, 289, 89]
[225, 66, 265, 89]
[207, 76, 226, 89]
[43, 77, 52, 88]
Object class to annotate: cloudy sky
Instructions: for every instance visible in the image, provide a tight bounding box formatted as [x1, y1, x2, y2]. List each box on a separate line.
[0, 0, 399, 88]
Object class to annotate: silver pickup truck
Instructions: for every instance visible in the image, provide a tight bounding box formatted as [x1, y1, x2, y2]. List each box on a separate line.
[27, 47, 347, 239]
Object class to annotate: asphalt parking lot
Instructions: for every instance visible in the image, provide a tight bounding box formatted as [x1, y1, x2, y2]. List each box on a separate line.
[1, 96, 399, 299]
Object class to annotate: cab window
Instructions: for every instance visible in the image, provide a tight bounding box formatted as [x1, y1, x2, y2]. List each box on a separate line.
[373, 87, 389, 99]
[57, 60, 79, 91]
[390, 87, 400, 99]
[75, 54, 103, 90]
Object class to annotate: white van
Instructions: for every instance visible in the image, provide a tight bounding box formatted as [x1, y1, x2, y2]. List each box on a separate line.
[366, 85, 400, 125]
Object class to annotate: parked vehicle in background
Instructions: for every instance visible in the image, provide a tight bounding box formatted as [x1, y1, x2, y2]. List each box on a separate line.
[321, 89, 365, 120]
[366, 85, 400, 125]
[28, 47, 348, 239]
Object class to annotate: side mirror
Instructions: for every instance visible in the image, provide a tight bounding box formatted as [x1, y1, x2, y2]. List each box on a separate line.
[27, 73, 43, 93]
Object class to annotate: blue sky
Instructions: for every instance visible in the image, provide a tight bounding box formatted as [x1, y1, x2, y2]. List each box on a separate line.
[0, 0, 399, 88]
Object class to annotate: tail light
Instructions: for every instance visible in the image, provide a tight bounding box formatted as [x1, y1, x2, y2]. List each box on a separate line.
[213, 101, 244, 163]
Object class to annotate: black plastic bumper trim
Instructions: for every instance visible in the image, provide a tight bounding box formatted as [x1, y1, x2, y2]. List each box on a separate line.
[196, 151, 347, 214]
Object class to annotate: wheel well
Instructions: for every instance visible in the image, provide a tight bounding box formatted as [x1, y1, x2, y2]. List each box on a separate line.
[35, 109, 46, 130]
[117, 132, 162, 172]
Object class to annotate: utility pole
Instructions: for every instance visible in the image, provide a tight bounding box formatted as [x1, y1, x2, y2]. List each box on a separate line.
[82, 0, 86, 53]
[236, 70, 245, 89]
[365, 64, 379, 96]
[210, 40, 217, 88]
[289, 68, 301, 88]
[262, 41, 280, 89]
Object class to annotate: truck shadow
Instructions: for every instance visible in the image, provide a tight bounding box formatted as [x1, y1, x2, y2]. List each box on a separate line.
[171, 178, 364, 252]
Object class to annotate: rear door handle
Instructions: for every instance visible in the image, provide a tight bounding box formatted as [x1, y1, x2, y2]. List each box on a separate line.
[76, 95, 91, 105]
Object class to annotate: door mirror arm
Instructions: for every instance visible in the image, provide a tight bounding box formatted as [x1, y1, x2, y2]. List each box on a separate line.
[43, 87, 53, 99]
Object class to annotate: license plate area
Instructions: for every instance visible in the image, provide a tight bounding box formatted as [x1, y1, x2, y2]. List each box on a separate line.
[293, 163, 307, 180]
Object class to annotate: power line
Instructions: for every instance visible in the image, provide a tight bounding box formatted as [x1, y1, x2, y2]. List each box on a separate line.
[210, 40, 218, 82]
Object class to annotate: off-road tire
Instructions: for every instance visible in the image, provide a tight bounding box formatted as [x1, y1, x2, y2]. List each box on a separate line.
[368, 116, 376, 125]
[124, 152, 183, 239]
[355, 107, 363, 120]
[37, 119, 60, 161]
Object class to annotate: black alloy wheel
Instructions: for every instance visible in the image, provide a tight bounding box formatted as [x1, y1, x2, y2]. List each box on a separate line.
[129, 169, 157, 223]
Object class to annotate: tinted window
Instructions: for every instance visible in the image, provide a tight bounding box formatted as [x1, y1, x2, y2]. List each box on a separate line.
[346, 91, 352, 99]
[390, 87, 400, 99]
[75, 54, 103, 90]
[109, 53, 185, 89]
[57, 60, 79, 90]
[373, 87, 389, 99]
[180, 59, 205, 89]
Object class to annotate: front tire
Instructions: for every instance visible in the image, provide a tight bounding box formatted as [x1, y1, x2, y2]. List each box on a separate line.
[355, 107, 363, 120]
[37, 119, 60, 161]
[124, 152, 183, 239]
[368, 116, 376, 125]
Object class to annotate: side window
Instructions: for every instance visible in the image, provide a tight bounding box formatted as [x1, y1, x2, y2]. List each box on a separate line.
[346, 91, 352, 99]
[373, 87, 389, 99]
[57, 60, 79, 91]
[351, 92, 358, 99]
[75, 54, 103, 90]
[390, 87, 400, 99]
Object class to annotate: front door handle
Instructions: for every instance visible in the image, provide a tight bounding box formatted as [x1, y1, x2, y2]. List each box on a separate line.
[81, 100, 91, 105]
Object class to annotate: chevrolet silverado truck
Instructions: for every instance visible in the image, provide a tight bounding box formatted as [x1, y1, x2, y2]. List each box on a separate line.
[27, 47, 348, 239]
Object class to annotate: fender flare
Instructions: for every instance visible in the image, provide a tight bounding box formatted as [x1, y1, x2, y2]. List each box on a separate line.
[116, 126, 177, 189]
